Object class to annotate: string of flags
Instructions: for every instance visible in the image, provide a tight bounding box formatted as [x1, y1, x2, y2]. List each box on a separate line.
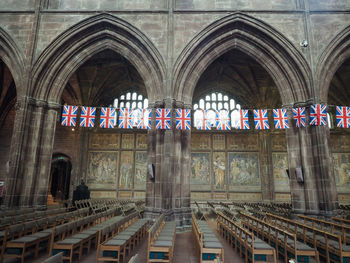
[61, 104, 350, 130]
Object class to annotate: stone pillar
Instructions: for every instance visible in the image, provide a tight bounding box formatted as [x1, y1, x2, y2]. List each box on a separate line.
[259, 132, 273, 201]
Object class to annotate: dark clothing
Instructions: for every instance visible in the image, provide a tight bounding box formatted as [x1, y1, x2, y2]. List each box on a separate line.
[72, 183, 90, 205]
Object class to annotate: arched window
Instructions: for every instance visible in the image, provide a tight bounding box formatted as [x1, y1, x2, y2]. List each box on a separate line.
[114, 91, 148, 109]
[193, 91, 241, 129]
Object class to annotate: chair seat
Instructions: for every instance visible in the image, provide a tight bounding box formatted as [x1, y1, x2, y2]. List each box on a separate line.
[105, 239, 126, 246]
[56, 238, 82, 245]
[254, 242, 273, 250]
[30, 232, 51, 238]
[203, 236, 219, 242]
[154, 240, 173, 247]
[82, 229, 98, 235]
[71, 233, 91, 239]
[287, 240, 313, 251]
[11, 236, 39, 243]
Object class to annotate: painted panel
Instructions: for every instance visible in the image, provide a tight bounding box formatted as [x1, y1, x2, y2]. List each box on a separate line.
[331, 135, 350, 152]
[213, 152, 226, 190]
[214, 192, 227, 200]
[275, 193, 291, 202]
[89, 133, 120, 149]
[119, 151, 134, 189]
[191, 152, 211, 190]
[122, 134, 134, 149]
[271, 134, 287, 151]
[191, 192, 212, 200]
[227, 134, 258, 151]
[90, 191, 116, 198]
[191, 134, 211, 150]
[134, 191, 146, 199]
[273, 153, 290, 192]
[338, 194, 350, 204]
[119, 191, 132, 198]
[333, 153, 350, 193]
[228, 152, 260, 191]
[87, 151, 117, 189]
[229, 192, 262, 201]
[136, 134, 147, 149]
[213, 134, 225, 150]
[134, 151, 147, 190]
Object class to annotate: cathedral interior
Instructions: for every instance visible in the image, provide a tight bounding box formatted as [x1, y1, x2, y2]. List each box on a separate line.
[1, 0, 350, 262]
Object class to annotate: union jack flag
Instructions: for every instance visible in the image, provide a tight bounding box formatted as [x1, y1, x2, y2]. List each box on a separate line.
[273, 109, 289, 129]
[137, 109, 152, 130]
[292, 107, 306, 128]
[156, 108, 171, 129]
[195, 110, 211, 130]
[336, 106, 350, 128]
[80, 106, 96, 127]
[216, 110, 231, 130]
[118, 108, 133, 129]
[310, 104, 327, 126]
[253, 109, 269, 130]
[100, 107, 116, 128]
[61, 105, 78, 127]
[236, 109, 249, 130]
[175, 109, 191, 130]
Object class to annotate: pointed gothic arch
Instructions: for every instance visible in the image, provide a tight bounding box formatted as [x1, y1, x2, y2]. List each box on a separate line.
[0, 27, 24, 95]
[316, 25, 350, 102]
[173, 13, 311, 105]
[31, 13, 166, 103]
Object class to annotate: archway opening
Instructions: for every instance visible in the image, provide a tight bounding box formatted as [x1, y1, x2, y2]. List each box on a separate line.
[191, 49, 290, 203]
[327, 58, 350, 205]
[48, 154, 72, 205]
[52, 49, 148, 202]
[0, 59, 16, 191]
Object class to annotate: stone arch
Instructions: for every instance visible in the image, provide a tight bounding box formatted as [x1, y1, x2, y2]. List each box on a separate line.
[173, 13, 311, 105]
[316, 25, 350, 103]
[31, 13, 166, 103]
[0, 26, 24, 95]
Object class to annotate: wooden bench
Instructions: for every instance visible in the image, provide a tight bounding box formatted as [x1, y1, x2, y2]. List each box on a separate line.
[147, 214, 176, 263]
[217, 211, 276, 263]
[241, 212, 320, 263]
[192, 212, 224, 263]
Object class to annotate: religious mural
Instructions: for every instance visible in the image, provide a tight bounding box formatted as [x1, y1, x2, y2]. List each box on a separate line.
[228, 152, 260, 191]
[333, 153, 350, 193]
[227, 134, 258, 151]
[87, 151, 117, 189]
[213, 135, 225, 150]
[191, 134, 211, 150]
[89, 133, 120, 149]
[191, 152, 211, 190]
[272, 153, 290, 192]
[213, 152, 226, 190]
[271, 134, 287, 151]
[122, 134, 134, 149]
[134, 151, 147, 190]
[119, 151, 134, 189]
[136, 134, 147, 149]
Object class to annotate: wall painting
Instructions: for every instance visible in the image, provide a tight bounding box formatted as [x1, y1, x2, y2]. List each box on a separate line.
[272, 153, 290, 192]
[136, 134, 147, 149]
[333, 153, 350, 193]
[227, 134, 258, 151]
[213, 152, 226, 190]
[87, 151, 117, 189]
[191, 152, 210, 190]
[191, 134, 210, 150]
[119, 151, 134, 189]
[89, 133, 120, 149]
[122, 134, 134, 149]
[228, 152, 260, 191]
[134, 151, 147, 190]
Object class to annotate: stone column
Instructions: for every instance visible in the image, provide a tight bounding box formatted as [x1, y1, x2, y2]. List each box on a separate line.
[259, 132, 273, 201]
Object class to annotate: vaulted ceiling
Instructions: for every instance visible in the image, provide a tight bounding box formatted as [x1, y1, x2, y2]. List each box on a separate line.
[0, 60, 16, 129]
[62, 50, 146, 106]
[328, 58, 350, 106]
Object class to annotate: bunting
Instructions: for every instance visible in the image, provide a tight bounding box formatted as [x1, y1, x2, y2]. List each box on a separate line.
[273, 108, 289, 129]
[253, 109, 269, 130]
[80, 106, 96, 127]
[100, 107, 116, 128]
[292, 107, 306, 128]
[336, 106, 350, 128]
[216, 110, 231, 130]
[235, 109, 249, 130]
[310, 104, 327, 126]
[137, 109, 152, 130]
[61, 105, 78, 127]
[175, 109, 191, 130]
[118, 108, 133, 129]
[156, 108, 171, 130]
[195, 110, 211, 130]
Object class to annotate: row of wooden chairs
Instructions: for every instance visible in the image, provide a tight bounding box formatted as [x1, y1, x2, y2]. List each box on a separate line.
[192, 212, 224, 263]
[96, 215, 148, 262]
[265, 212, 350, 263]
[147, 214, 176, 263]
[240, 212, 320, 263]
[217, 211, 277, 263]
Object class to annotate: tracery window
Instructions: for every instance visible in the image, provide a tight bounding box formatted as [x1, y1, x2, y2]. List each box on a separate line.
[193, 92, 241, 128]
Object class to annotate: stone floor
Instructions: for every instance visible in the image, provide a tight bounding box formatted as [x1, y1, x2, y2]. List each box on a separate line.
[3, 219, 285, 263]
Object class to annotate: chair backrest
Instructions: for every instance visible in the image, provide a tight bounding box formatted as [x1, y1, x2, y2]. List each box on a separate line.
[42, 251, 63, 263]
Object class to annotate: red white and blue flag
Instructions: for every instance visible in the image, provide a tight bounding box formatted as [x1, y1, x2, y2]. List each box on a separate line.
[253, 109, 269, 130]
[118, 108, 133, 129]
[195, 110, 211, 130]
[292, 107, 306, 128]
[336, 106, 350, 128]
[137, 109, 152, 130]
[216, 110, 231, 130]
[156, 108, 171, 130]
[80, 106, 96, 127]
[100, 107, 116, 128]
[237, 109, 249, 130]
[61, 105, 78, 127]
[273, 109, 289, 129]
[175, 109, 191, 130]
[310, 104, 327, 126]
